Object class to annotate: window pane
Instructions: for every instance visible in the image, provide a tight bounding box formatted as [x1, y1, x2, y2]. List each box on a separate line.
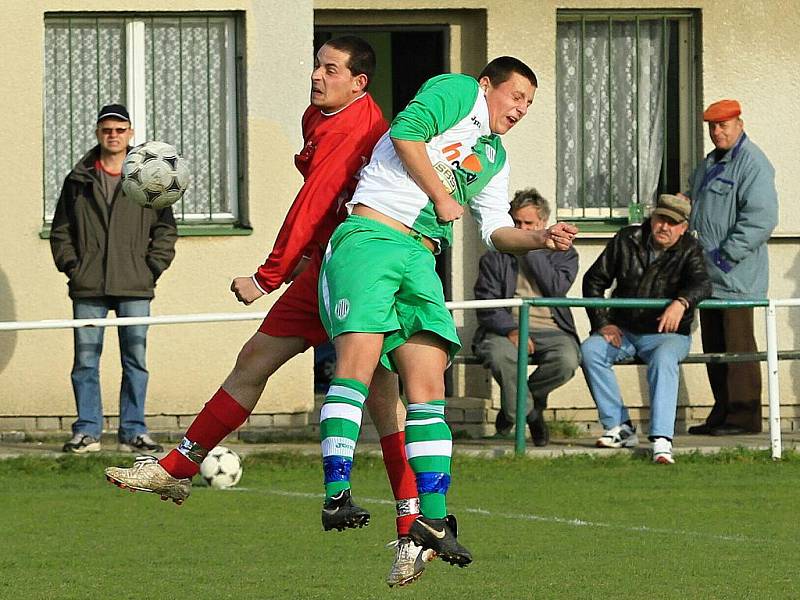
[44, 18, 125, 219]
[44, 14, 239, 225]
[557, 14, 677, 219]
[146, 17, 234, 220]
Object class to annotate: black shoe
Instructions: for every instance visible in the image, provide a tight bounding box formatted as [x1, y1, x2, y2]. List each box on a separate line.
[62, 433, 101, 454]
[528, 413, 549, 447]
[408, 515, 472, 567]
[709, 424, 749, 436]
[321, 489, 370, 531]
[687, 423, 712, 435]
[119, 434, 164, 453]
[495, 410, 513, 436]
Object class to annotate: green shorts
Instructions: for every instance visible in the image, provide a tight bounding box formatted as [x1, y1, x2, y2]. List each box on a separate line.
[319, 215, 461, 371]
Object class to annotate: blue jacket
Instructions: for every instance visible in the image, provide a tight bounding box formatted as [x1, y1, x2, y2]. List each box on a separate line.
[687, 133, 778, 299]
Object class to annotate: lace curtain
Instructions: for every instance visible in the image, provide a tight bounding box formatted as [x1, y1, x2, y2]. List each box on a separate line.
[44, 17, 235, 221]
[44, 19, 126, 219]
[556, 19, 667, 214]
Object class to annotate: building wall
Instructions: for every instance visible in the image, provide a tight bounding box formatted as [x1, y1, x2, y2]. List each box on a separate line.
[0, 0, 316, 424]
[1, 0, 798, 432]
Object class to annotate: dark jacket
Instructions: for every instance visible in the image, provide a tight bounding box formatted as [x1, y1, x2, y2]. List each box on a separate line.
[50, 145, 177, 299]
[583, 221, 711, 335]
[473, 247, 579, 348]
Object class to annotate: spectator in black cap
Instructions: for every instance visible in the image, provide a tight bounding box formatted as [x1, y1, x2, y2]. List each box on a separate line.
[50, 103, 177, 454]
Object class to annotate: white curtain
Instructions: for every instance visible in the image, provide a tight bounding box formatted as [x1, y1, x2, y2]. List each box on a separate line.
[44, 19, 126, 218]
[44, 16, 233, 221]
[557, 19, 667, 214]
[146, 18, 231, 217]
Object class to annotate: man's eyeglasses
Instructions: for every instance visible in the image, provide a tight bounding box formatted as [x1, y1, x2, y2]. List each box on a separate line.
[99, 127, 129, 135]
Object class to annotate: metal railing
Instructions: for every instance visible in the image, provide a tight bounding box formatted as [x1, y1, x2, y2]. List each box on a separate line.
[0, 297, 790, 459]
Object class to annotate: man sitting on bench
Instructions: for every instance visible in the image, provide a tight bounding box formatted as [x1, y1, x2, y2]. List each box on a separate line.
[473, 188, 581, 446]
[581, 194, 711, 464]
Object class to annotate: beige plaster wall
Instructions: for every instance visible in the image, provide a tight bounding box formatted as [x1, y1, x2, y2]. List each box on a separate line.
[1, 0, 798, 430]
[0, 0, 315, 419]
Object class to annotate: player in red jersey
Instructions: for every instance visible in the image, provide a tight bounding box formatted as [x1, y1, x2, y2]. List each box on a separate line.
[105, 37, 433, 587]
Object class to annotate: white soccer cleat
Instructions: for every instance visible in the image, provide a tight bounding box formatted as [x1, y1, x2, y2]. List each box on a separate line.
[105, 455, 191, 504]
[596, 423, 639, 448]
[385, 536, 437, 587]
[652, 437, 675, 464]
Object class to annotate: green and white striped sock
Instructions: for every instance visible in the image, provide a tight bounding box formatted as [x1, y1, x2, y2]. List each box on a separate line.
[320, 378, 367, 500]
[404, 400, 452, 519]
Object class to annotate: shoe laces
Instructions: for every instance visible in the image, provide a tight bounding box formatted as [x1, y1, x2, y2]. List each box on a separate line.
[386, 538, 417, 562]
[131, 455, 158, 470]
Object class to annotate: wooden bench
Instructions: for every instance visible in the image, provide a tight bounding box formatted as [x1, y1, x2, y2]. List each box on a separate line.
[452, 350, 800, 366]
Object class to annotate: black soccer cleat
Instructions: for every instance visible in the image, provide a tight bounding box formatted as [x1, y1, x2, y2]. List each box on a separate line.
[321, 489, 370, 531]
[408, 514, 473, 567]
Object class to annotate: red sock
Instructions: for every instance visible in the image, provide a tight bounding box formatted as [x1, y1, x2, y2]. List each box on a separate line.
[380, 431, 419, 536]
[159, 388, 251, 478]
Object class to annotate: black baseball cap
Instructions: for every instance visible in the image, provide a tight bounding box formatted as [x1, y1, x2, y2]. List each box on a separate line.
[97, 103, 130, 124]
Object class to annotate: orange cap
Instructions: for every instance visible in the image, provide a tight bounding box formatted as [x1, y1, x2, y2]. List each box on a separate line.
[703, 99, 741, 122]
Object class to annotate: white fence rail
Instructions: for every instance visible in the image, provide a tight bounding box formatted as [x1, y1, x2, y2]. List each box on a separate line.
[0, 297, 793, 459]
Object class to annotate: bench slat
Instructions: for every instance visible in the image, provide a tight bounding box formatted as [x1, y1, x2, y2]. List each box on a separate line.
[452, 350, 800, 366]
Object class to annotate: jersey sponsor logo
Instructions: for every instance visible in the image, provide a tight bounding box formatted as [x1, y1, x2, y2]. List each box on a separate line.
[461, 154, 482, 173]
[442, 143, 463, 162]
[433, 161, 457, 194]
[471, 115, 482, 129]
[334, 298, 350, 320]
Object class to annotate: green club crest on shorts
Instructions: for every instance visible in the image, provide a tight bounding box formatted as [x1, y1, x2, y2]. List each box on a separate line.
[334, 298, 350, 320]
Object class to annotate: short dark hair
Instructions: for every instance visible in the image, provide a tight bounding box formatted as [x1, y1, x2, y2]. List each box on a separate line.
[479, 56, 538, 88]
[323, 36, 376, 90]
[510, 188, 550, 220]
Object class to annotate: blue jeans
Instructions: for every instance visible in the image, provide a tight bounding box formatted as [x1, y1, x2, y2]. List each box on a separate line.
[581, 330, 691, 439]
[71, 297, 151, 441]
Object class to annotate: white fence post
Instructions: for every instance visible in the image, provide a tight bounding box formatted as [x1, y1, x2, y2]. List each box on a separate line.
[765, 301, 781, 460]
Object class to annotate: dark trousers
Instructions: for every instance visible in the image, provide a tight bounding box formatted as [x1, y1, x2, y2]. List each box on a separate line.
[700, 308, 762, 432]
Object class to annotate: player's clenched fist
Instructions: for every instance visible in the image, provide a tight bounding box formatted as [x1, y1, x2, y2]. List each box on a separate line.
[433, 196, 465, 223]
[544, 222, 578, 251]
[230, 276, 264, 305]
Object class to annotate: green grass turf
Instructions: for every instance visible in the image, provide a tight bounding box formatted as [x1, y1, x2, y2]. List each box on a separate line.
[1, 449, 798, 599]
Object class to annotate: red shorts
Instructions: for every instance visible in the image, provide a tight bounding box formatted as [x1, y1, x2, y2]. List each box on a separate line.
[258, 251, 328, 349]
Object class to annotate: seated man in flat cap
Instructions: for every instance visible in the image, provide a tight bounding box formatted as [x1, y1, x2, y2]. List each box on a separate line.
[681, 99, 778, 436]
[581, 194, 711, 464]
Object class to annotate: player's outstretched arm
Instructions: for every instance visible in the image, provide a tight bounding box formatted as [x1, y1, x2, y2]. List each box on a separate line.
[490, 222, 578, 254]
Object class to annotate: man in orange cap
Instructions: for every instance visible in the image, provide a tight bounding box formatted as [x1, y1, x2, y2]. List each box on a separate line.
[682, 99, 778, 436]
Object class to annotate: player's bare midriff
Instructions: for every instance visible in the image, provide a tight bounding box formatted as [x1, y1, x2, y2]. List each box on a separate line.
[352, 204, 436, 253]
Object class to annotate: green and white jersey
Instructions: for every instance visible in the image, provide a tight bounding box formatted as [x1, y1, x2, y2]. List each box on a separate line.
[347, 73, 514, 251]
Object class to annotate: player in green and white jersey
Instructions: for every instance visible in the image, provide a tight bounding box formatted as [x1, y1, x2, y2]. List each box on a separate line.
[317, 57, 578, 567]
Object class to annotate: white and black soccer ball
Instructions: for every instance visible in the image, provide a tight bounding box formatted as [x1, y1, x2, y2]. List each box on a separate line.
[121, 140, 190, 210]
[199, 446, 243, 490]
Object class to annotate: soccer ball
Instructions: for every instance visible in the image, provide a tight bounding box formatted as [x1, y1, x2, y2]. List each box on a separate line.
[199, 446, 243, 489]
[121, 140, 190, 210]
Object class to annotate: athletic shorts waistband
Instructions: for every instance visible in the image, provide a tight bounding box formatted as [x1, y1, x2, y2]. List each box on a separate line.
[344, 214, 436, 253]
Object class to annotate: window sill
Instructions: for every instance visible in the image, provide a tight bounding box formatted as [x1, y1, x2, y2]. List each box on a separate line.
[40, 223, 253, 239]
[557, 218, 631, 235]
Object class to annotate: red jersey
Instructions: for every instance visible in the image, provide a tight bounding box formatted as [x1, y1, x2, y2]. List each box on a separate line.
[253, 93, 387, 294]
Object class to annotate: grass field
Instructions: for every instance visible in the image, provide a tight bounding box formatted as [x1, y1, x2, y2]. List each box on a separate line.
[1, 449, 798, 600]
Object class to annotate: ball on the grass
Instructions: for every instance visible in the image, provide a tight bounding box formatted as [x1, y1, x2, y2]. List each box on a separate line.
[121, 140, 190, 210]
[199, 446, 242, 489]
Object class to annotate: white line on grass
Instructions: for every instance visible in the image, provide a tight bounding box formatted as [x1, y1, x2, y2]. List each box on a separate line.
[251, 488, 769, 545]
